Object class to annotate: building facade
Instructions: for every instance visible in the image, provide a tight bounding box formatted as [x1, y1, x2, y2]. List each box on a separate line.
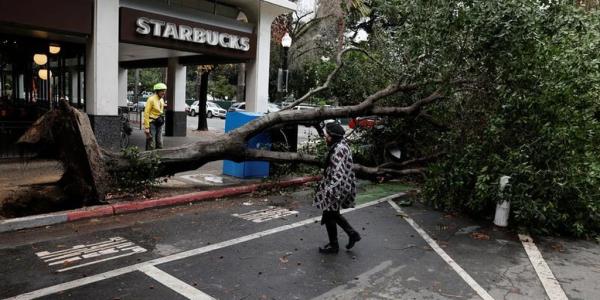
[0, 0, 295, 152]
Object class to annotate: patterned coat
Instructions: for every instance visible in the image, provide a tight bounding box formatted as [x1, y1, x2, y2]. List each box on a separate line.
[313, 140, 357, 211]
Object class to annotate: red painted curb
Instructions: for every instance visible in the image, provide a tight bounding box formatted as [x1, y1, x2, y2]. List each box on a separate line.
[1, 176, 320, 233]
[67, 205, 114, 221]
[112, 176, 320, 215]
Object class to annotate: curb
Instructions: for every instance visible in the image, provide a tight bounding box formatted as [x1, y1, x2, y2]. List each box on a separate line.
[0, 176, 320, 233]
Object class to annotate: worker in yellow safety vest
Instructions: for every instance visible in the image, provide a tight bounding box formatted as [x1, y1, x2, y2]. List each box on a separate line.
[144, 83, 167, 150]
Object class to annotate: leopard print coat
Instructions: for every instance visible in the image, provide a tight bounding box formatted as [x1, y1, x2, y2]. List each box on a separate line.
[313, 140, 356, 211]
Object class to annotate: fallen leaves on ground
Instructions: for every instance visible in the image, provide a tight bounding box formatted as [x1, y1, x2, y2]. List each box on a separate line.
[551, 243, 565, 252]
[470, 232, 490, 240]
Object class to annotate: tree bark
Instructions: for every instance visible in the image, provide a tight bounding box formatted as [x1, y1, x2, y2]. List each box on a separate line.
[236, 63, 245, 102]
[196, 70, 209, 131]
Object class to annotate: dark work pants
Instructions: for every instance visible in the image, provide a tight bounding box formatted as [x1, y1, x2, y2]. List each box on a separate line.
[322, 210, 358, 248]
[146, 121, 163, 150]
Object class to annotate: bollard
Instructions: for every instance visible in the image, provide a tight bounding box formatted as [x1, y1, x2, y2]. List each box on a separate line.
[493, 175, 511, 227]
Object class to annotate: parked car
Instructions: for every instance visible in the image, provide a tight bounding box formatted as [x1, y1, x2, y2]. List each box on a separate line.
[135, 99, 147, 112]
[228, 102, 246, 112]
[188, 101, 227, 118]
[206, 101, 227, 118]
[268, 103, 281, 113]
[227, 102, 281, 113]
[126, 100, 135, 111]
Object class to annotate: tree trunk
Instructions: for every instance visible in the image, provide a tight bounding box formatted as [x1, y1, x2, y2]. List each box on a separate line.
[18, 101, 108, 205]
[196, 71, 209, 131]
[17, 52, 468, 204]
[236, 63, 245, 102]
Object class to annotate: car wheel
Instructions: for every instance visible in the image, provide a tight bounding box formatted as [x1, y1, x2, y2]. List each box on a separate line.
[207, 111, 213, 118]
[191, 109, 196, 117]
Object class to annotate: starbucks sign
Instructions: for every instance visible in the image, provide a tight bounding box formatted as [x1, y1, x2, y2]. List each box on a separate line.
[135, 17, 251, 52]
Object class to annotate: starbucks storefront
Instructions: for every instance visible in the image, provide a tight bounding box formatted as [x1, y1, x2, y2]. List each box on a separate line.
[0, 0, 91, 157]
[0, 0, 295, 153]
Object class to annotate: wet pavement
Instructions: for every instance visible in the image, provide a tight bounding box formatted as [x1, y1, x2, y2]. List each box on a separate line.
[1, 187, 598, 299]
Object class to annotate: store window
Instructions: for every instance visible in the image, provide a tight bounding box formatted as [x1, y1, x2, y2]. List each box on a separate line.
[0, 35, 86, 157]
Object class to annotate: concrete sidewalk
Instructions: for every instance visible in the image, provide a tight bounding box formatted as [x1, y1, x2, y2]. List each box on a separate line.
[0, 127, 308, 231]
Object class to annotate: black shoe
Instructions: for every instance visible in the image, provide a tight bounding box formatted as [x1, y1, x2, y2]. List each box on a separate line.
[318, 243, 339, 254]
[346, 233, 361, 249]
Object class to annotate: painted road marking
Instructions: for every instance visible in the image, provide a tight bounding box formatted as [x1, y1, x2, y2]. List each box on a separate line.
[519, 234, 568, 300]
[139, 265, 215, 300]
[7, 193, 404, 300]
[36, 237, 126, 258]
[232, 206, 299, 223]
[57, 247, 147, 272]
[35, 236, 147, 272]
[388, 200, 495, 300]
[180, 174, 224, 185]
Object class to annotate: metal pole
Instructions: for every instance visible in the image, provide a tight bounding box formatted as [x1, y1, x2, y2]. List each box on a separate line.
[134, 68, 139, 103]
[46, 51, 51, 109]
[77, 53, 81, 108]
[283, 47, 289, 93]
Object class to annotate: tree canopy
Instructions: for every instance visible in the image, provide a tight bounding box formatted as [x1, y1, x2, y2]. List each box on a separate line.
[287, 0, 600, 237]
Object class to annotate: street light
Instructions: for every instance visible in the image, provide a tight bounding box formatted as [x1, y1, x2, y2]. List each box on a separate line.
[278, 32, 292, 93]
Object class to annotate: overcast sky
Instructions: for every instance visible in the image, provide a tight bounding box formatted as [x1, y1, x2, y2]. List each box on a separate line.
[296, 0, 316, 17]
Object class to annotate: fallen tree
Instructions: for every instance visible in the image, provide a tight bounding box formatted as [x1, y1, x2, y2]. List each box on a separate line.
[17, 48, 469, 205]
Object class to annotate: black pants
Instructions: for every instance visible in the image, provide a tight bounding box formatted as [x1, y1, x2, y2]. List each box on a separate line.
[322, 210, 358, 248]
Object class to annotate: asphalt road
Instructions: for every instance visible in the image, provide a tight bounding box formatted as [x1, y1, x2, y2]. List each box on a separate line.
[2, 188, 598, 299]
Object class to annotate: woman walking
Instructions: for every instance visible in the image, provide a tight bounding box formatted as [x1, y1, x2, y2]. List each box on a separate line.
[314, 122, 361, 254]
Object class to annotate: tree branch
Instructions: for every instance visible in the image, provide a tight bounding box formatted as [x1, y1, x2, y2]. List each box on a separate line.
[282, 47, 389, 111]
[417, 112, 450, 131]
[243, 149, 427, 179]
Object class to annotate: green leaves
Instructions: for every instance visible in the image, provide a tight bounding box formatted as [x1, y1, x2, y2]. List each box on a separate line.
[407, 0, 600, 237]
[109, 147, 162, 194]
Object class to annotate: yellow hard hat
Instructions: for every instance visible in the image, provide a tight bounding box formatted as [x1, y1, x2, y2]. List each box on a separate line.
[153, 83, 167, 91]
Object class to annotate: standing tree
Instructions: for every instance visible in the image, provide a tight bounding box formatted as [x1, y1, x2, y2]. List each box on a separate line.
[195, 65, 213, 131]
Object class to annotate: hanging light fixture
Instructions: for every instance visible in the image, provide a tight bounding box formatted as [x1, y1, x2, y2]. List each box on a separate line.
[38, 69, 52, 80]
[281, 33, 292, 48]
[33, 54, 48, 65]
[49, 44, 61, 54]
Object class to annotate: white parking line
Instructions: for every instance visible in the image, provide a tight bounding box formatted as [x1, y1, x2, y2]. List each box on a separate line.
[519, 234, 568, 300]
[7, 193, 404, 300]
[139, 265, 215, 300]
[388, 200, 495, 300]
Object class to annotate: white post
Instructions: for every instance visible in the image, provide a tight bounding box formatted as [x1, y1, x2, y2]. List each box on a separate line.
[86, 0, 119, 116]
[245, 2, 281, 113]
[118, 68, 128, 107]
[167, 57, 186, 112]
[166, 57, 187, 136]
[494, 175, 512, 227]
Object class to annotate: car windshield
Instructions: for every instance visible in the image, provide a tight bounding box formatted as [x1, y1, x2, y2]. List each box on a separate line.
[193, 101, 199, 106]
